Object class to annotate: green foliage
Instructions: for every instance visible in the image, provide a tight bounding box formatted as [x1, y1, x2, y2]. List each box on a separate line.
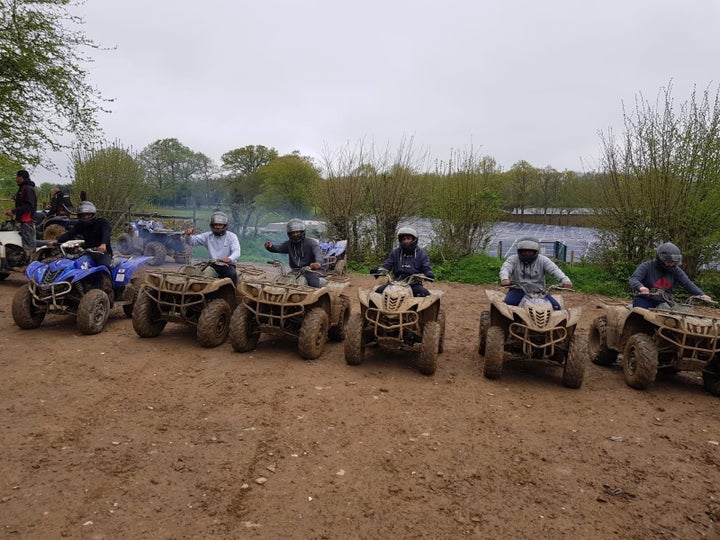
[257, 154, 320, 216]
[138, 138, 211, 206]
[0, 0, 104, 166]
[72, 144, 149, 223]
[595, 81, 720, 278]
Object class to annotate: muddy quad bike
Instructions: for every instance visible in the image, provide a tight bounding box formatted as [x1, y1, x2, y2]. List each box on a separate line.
[588, 289, 720, 396]
[33, 210, 77, 241]
[132, 260, 258, 347]
[319, 239, 348, 276]
[344, 269, 445, 376]
[0, 220, 31, 280]
[229, 260, 351, 360]
[117, 217, 191, 266]
[478, 283, 584, 388]
[12, 240, 150, 335]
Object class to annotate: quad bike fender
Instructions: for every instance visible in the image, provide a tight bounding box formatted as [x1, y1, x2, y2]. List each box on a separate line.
[565, 306, 582, 328]
[111, 255, 152, 286]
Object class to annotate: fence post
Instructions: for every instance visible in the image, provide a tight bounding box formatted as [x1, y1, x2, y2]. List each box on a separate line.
[497, 241, 503, 258]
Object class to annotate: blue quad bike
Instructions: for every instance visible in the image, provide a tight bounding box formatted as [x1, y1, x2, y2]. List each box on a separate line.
[12, 240, 151, 335]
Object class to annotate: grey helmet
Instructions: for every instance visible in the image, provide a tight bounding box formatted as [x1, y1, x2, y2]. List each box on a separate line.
[286, 218, 306, 243]
[210, 211, 229, 236]
[77, 201, 97, 222]
[397, 226, 418, 254]
[516, 237, 540, 264]
[656, 242, 682, 268]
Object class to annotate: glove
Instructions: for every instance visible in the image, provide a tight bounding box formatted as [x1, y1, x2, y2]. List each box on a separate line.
[369, 267, 378, 275]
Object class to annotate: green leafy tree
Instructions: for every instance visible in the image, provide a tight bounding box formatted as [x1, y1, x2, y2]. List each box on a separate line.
[72, 144, 149, 226]
[0, 0, 105, 166]
[595, 82, 720, 276]
[504, 160, 538, 214]
[257, 153, 320, 217]
[221, 145, 278, 234]
[428, 150, 503, 259]
[138, 138, 210, 206]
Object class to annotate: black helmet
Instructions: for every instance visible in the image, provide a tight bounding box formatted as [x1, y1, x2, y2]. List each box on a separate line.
[210, 211, 229, 236]
[286, 218, 306, 243]
[397, 226, 418, 254]
[656, 242, 682, 268]
[77, 201, 97, 222]
[516, 237, 540, 264]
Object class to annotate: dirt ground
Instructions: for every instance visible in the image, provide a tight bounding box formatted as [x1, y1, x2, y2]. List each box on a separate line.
[1, 268, 719, 540]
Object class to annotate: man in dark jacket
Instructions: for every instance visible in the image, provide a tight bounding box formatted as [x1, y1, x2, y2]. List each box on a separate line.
[5, 170, 37, 251]
[372, 226, 434, 297]
[629, 242, 711, 308]
[53, 201, 113, 268]
[264, 218, 323, 287]
[47, 187, 74, 217]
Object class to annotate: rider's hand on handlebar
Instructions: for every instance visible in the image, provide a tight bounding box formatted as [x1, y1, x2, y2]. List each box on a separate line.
[638, 286, 650, 295]
[562, 281, 573, 289]
[309, 262, 321, 271]
[700, 294, 713, 303]
[500, 279, 511, 286]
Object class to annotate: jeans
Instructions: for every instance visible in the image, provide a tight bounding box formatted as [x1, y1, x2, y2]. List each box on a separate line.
[504, 288, 561, 310]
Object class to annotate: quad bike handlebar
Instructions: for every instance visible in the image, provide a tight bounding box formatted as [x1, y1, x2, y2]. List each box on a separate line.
[503, 281, 573, 296]
[370, 268, 434, 285]
[637, 288, 716, 306]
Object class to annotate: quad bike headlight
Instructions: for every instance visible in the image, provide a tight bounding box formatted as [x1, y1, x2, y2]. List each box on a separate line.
[190, 282, 205, 293]
[663, 317, 678, 328]
[289, 293, 303, 303]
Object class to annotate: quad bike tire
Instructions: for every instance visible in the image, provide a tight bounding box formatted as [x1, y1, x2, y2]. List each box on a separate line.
[77, 289, 111, 335]
[12, 285, 47, 329]
[622, 333, 658, 390]
[344, 312, 365, 365]
[144, 241, 167, 266]
[42, 224, 66, 241]
[483, 326, 505, 379]
[197, 298, 232, 348]
[417, 321, 441, 376]
[702, 369, 720, 397]
[477, 310, 490, 356]
[437, 310, 446, 354]
[117, 233, 134, 255]
[132, 286, 167, 338]
[298, 307, 329, 360]
[561, 335, 585, 389]
[328, 295, 351, 342]
[588, 316, 618, 366]
[122, 283, 139, 318]
[229, 305, 260, 353]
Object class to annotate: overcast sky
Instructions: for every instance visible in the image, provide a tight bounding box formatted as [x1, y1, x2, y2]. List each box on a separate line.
[44, 0, 720, 182]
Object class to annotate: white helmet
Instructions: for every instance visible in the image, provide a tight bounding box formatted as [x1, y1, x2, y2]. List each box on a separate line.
[516, 237, 540, 263]
[210, 211, 229, 236]
[77, 201, 97, 222]
[397, 226, 418, 253]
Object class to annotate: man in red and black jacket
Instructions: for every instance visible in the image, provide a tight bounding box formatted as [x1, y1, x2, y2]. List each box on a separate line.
[5, 170, 37, 251]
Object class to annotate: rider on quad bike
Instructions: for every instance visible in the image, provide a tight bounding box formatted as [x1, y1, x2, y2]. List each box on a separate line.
[629, 242, 712, 308]
[499, 237, 572, 309]
[184, 211, 241, 284]
[52, 201, 112, 268]
[264, 218, 324, 287]
[371, 226, 434, 297]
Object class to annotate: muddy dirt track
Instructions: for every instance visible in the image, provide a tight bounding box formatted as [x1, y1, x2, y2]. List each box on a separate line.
[1, 270, 719, 539]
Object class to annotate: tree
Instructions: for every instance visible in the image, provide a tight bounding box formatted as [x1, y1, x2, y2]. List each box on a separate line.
[0, 0, 105, 166]
[428, 150, 503, 259]
[504, 160, 538, 214]
[221, 145, 278, 234]
[72, 144, 148, 225]
[257, 154, 320, 217]
[138, 139, 211, 206]
[595, 82, 720, 276]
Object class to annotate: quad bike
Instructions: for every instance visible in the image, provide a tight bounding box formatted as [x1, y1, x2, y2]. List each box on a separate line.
[33, 210, 77, 240]
[319, 239, 348, 276]
[131, 260, 261, 347]
[588, 289, 720, 396]
[343, 269, 445, 376]
[229, 260, 351, 360]
[117, 217, 191, 266]
[478, 283, 585, 388]
[0, 220, 31, 280]
[12, 240, 151, 335]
